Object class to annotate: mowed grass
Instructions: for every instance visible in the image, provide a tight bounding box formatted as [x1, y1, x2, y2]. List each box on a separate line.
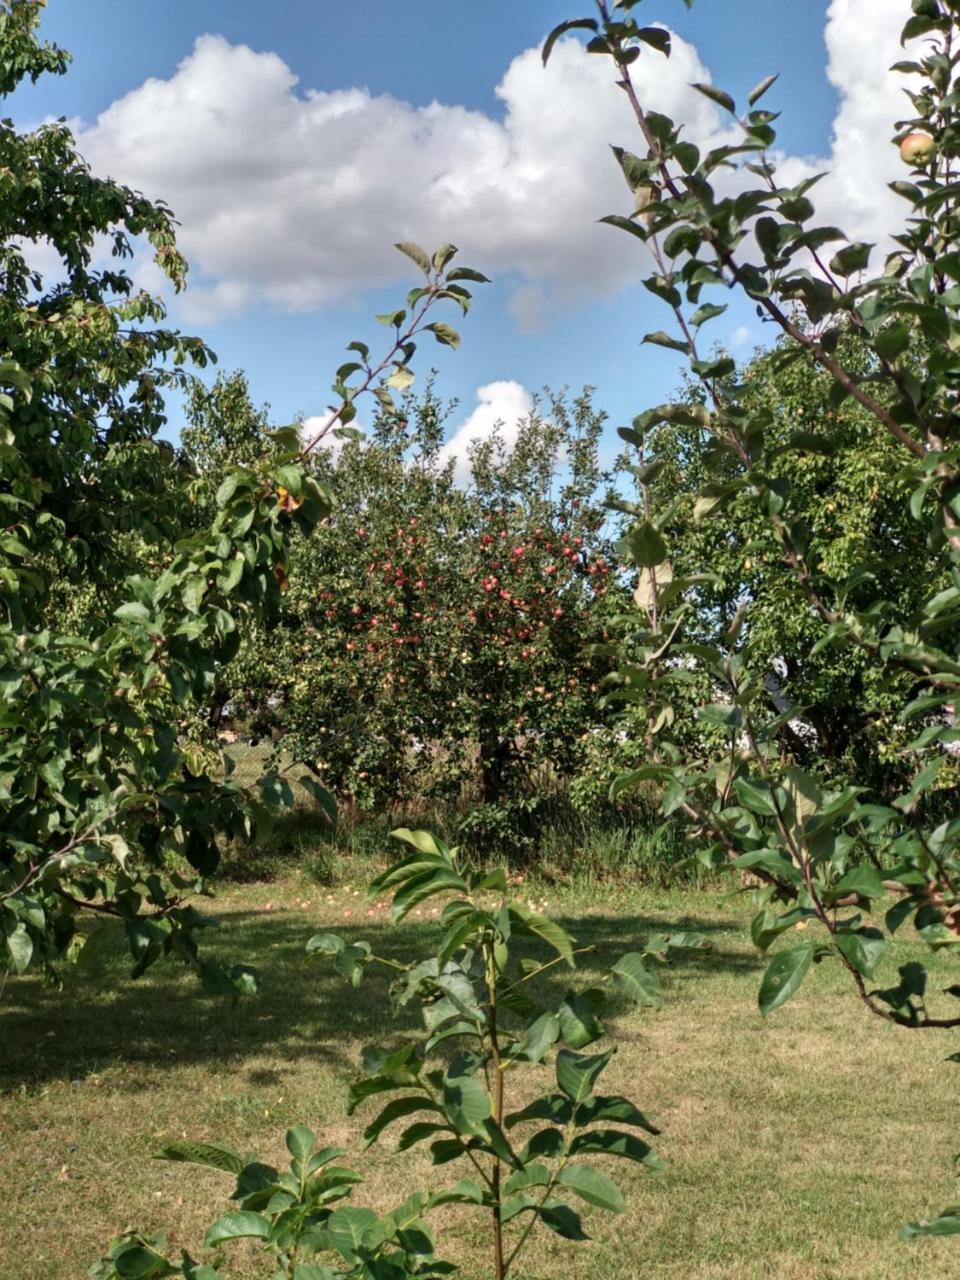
[2, 870, 958, 1280]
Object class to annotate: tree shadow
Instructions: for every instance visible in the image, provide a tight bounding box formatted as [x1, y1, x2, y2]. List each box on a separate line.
[1, 902, 757, 1090]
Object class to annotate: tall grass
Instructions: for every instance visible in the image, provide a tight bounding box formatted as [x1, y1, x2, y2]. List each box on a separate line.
[220, 793, 711, 889]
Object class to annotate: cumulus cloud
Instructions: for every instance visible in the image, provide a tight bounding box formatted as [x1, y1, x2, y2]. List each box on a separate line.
[300, 410, 369, 459]
[63, 1, 920, 330]
[773, 0, 916, 251]
[73, 31, 725, 321]
[438, 380, 535, 484]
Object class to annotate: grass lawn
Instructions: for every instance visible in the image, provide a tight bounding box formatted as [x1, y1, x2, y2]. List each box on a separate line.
[1, 868, 957, 1279]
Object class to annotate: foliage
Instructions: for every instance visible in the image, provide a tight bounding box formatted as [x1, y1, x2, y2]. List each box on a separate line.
[637, 336, 945, 793]
[94, 829, 706, 1278]
[190, 381, 621, 831]
[0, 0, 484, 988]
[542, 0, 960, 1238]
[92, 1124, 458, 1279]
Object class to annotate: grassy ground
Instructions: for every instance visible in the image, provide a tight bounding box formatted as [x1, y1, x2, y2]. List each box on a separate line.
[2, 869, 958, 1280]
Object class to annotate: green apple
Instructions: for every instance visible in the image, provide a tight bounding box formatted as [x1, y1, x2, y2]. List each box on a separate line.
[899, 132, 937, 165]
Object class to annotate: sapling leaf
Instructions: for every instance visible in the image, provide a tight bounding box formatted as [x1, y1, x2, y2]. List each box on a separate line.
[556, 1048, 614, 1104]
[569, 1128, 662, 1168]
[158, 1142, 246, 1175]
[538, 1202, 590, 1240]
[557, 1164, 626, 1212]
[364, 1096, 442, 1147]
[611, 953, 662, 1009]
[327, 1206, 379, 1259]
[203, 1212, 271, 1247]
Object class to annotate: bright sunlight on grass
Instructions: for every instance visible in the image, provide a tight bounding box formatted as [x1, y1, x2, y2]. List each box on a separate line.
[2, 871, 956, 1280]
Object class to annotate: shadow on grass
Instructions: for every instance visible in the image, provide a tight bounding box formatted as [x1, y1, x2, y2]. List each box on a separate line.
[1, 902, 757, 1090]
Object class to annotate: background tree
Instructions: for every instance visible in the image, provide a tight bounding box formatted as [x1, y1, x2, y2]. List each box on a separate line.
[635, 332, 946, 792]
[189, 379, 621, 849]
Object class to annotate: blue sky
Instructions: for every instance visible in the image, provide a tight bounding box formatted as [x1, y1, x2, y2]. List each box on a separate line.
[12, 0, 908, 465]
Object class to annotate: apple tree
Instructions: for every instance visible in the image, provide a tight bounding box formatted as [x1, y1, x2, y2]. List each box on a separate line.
[544, 0, 960, 1235]
[0, 0, 483, 988]
[191, 380, 621, 847]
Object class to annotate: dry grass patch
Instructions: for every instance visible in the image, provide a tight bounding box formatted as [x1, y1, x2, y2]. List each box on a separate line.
[1, 876, 956, 1279]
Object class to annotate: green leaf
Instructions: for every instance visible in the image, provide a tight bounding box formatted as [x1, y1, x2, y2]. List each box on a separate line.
[902, 1211, 960, 1239]
[306, 932, 344, 956]
[538, 1202, 589, 1240]
[610, 953, 662, 1009]
[885, 897, 915, 935]
[558, 990, 604, 1049]
[556, 1048, 614, 1104]
[5, 921, 32, 974]
[432, 242, 458, 271]
[569, 1127, 660, 1167]
[203, 1212, 271, 1248]
[748, 73, 778, 106]
[395, 241, 432, 275]
[835, 928, 886, 978]
[690, 302, 728, 328]
[557, 1164, 625, 1212]
[508, 905, 575, 965]
[758, 943, 814, 1016]
[504, 1163, 551, 1194]
[107, 1241, 176, 1279]
[733, 777, 778, 817]
[627, 521, 667, 568]
[327, 1206, 379, 1259]
[390, 828, 447, 856]
[298, 775, 337, 825]
[286, 1125, 316, 1164]
[427, 1178, 485, 1207]
[446, 266, 491, 284]
[751, 908, 811, 954]
[158, 1141, 245, 1175]
[691, 82, 736, 114]
[398, 1121, 452, 1151]
[386, 364, 415, 391]
[114, 601, 151, 624]
[642, 330, 690, 353]
[443, 1075, 490, 1134]
[515, 1011, 561, 1063]
[392, 869, 469, 922]
[215, 472, 241, 508]
[783, 766, 822, 828]
[364, 1095, 439, 1147]
[637, 26, 671, 55]
[831, 865, 884, 900]
[829, 241, 872, 276]
[698, 703, 743, 730]
[542, 17, 598, 65]
[577, 1096, 660, 1133]
[600, 214, 650, 242]
[425, 322, 460, 348]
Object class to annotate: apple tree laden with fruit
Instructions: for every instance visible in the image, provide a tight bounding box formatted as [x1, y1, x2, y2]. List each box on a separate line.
[186, 380, 620, 846]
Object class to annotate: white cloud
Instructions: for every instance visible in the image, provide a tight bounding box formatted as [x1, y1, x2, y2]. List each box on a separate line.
[73, 31, 725, 322]
[772, 0, 915, 253]
[65, 3, 919, 326]
[438, 380, 534, 484]
[300, 410, 368, 459]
